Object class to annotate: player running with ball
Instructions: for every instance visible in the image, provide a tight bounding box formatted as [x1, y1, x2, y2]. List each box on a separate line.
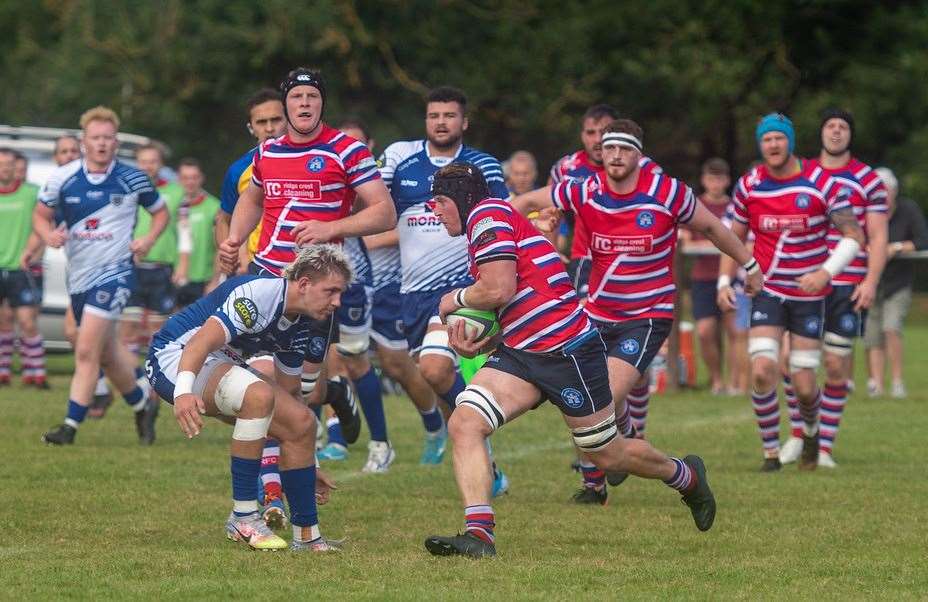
[423, 162, 721, 559]
[146, 245, 346, 552]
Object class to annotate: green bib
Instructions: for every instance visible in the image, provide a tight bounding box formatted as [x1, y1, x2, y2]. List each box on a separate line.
[0, 183, 38, 270]
[134, 181, 183, 265]
[184, 194, 220, 283]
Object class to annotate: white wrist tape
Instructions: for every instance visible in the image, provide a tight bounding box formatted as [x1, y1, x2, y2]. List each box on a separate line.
[455, 287, 470, 308]
[743, 257, 760, 276]
[821, 237, 861, 277]
[174, 371, 196, 399]
[717, 275, 732, 290]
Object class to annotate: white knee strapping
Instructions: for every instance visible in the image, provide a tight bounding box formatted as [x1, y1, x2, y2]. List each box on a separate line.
[301, 369, 321, 395]
[420, 328, 456, 360]
[823, 332, 853, 357]
[749, 337, 780, 362]
[214, 366, 263, 416]
[232, 415, 272, 441]
[789, 348, 822, 371]
[336, 329, 371, 355]
[457, 385, 505, 431]
[571, 415, 618, 452]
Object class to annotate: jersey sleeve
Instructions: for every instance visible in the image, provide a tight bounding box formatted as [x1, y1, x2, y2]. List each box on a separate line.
[219, 162, 241, 215]
[467, 206, 517, 266]
[670, 180, 697, 224]
[863, 169, 889, 213]
[274, 351, 304, 376]
[38, 168, 65, 208]
[822, 176, 853, 215]
[551, 179, 583, 214]
[377, 143, 404, 193]
[473, 155, 509, 199]
[548, 156, 565, 185]
[134, 177, 162, 212]
[250, 145, 264, 187]
[731, 176, 751, 224]
[212, 279, 276, 340]
[344, 144, 382, 189]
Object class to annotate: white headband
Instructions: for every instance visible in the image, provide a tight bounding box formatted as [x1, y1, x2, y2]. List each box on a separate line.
[601, 132, 643, 152]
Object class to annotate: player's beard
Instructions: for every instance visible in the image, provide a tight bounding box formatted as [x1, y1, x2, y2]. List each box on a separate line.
[427, 131, 463, 152]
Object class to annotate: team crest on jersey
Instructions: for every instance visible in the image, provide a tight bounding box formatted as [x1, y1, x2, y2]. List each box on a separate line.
[636, 210, 655, 229]
[310, 336, 326, 357]
[561, 387, 585, 409]
[232, 297, 259, 329]
[85, 218, 100, 230]
[840, 313, 856, 333]
[619, 338, 640, 355]
[307, 156, 326, 173]
[95, 290, 111, 305]
[794, 194, 811, 209]
[110, 194, 124, 206]
[348, 307, 363, 322]
[394, 320, 404, 335]
[804, 316, 820, 335]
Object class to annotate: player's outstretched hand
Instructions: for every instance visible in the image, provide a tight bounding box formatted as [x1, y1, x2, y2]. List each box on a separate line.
[448, 319, 483, 359]
[852, 279, 876, 311]
[744, 269, 764, 297]
[797, 268, 830, 294]
[218, 237, 241, 275]
[292, 220, 337, 246]
[174, 393, 205, 438]
[315, 468, 338, 505]
[717, 285, 736, 311]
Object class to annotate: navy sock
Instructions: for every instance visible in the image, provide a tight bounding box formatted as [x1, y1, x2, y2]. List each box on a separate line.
[439, 371, 466, 409]
[230, 456, 261, 516]
[64, 399, 89, 428]
[420, 405, 444, 434]
[134, 366, 145, 381]
[280, 466, 318, 528]
[327, 418, 347, 447]
[123, 385, 146, 411]
[356, 366, 388, 441]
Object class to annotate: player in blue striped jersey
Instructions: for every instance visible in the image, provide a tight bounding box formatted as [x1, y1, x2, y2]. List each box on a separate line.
[379, 87, 510, 493]
[34, 107, 168, 446]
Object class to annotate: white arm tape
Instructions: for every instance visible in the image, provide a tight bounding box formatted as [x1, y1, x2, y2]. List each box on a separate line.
[743, 257, 760, 276]
[821, 237, 861, 277]
[177, 221, 193, 254]
[174, 371, 196, 399]
[717, 275, 732, 290]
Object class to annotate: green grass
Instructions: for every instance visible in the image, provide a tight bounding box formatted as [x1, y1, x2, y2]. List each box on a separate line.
[2, 330, 927, 600]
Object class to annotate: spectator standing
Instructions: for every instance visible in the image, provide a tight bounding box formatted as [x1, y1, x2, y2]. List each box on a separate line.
[173, 158, 220, 307]
[865, 168, 928, 398]
[503, 150, 537, 196]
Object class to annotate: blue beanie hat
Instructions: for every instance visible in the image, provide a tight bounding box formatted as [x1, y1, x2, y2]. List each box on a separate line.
[755, 113, 795, 154]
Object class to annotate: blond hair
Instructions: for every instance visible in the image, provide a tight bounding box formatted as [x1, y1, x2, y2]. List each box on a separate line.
[79, 106, 120, 130]
[282, 244, 353, 283]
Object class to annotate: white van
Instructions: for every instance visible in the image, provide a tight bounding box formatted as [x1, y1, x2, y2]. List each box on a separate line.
[0, 125, 172, 349]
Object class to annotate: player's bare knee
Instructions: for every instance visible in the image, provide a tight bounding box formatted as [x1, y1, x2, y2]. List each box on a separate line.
[419, 356, 453, 391]
[243, 380, 275, 417]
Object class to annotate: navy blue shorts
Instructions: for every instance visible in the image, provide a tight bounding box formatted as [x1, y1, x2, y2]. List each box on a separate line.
[691, 280, 722, 321]
[338, 281, 372, 328]
[371, 283, 406, 350]
[825, 285, 866, 338]
[71, 272, 136, 325]
[750, 291, 824, 339]
[127, 264, 176, 314]
[595, 318, 673, 374]
[176, 281, 207, 308]
[484, 331, 612, 418]
[402, 286, 457, 353]
[248, 261, 337, 363]
[0, 269, 42, 307]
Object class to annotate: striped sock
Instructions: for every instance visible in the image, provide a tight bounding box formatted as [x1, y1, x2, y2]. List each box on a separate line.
[799, 389, 822, 437]
[579, 461, 605, 490]
[820, 382, 848, 455]
[627, 384, 650, 436]
[260, 440, 282, 501]
[21, 335, 46, 382]
[616, 399, 635, 437]
[0, 331, 13, 380]
[783, 374, 802, 438]
[751, 388, 780, 456]
[464, 505, 495, 544]
[663, 457, 695, 493]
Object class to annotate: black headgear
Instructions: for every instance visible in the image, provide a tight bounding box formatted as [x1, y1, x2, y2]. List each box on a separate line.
[820, 108, 855, 145]
[431, 162, 489, 233]
[279, 68, 326, 135]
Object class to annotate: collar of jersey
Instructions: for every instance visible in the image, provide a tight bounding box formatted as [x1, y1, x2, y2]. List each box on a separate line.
[425, 140, 463, 164]
[82, 159, 116, 180]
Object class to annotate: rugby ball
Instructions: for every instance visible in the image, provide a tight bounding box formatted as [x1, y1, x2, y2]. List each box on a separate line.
[446, 308, 500, 342]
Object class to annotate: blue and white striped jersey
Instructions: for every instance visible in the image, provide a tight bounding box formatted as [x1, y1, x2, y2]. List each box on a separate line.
[379, 140, 508, 293]
[343, 237, 372, 287]
[39, 159, 162, 294]
[154, 275, 311, 375]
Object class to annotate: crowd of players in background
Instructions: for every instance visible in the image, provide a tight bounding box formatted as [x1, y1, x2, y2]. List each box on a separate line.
[2, 68, 928, 554]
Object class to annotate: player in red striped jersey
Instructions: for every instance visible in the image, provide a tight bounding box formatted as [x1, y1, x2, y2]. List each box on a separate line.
[515, 119, 760, 504]
[778, 109, 888, 468]
[422, 162, 718, 559]
[717, 113, 866, 472]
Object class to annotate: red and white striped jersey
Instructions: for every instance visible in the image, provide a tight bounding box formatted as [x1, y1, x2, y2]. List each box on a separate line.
[250, 126, 381, 275]
[465, 199, 592, 352]
[732, 162, 851, 301]
[549, 150, 661, 260]
[552, 170, 696, 323]
[807, 157, 888, 286]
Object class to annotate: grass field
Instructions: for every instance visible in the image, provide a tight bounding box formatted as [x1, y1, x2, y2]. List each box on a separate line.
[2, 328, 927, 600]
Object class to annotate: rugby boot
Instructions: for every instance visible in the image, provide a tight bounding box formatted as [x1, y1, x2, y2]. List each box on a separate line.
[289, 536, 345, 552]
[760, 457, 782, 472]
[134, 393, 159, 445]
[491, 466, 509, 497]
[798, 432, 819, 471]
[425, 532, 496, 558]
[42, 423, 76, 445]
[225, 512, 288, 551]
[817, 450, 837, 469]
[317, 442, 348, 461]
[262, 495, 289, 530]
[362, 440, 395, 473]
[571, 486, 608, 506]
[420, 427, 447, 465]
[326, 376, 361, 444]
[681, 455, 716, 531]
[779, 436, 803, 464]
